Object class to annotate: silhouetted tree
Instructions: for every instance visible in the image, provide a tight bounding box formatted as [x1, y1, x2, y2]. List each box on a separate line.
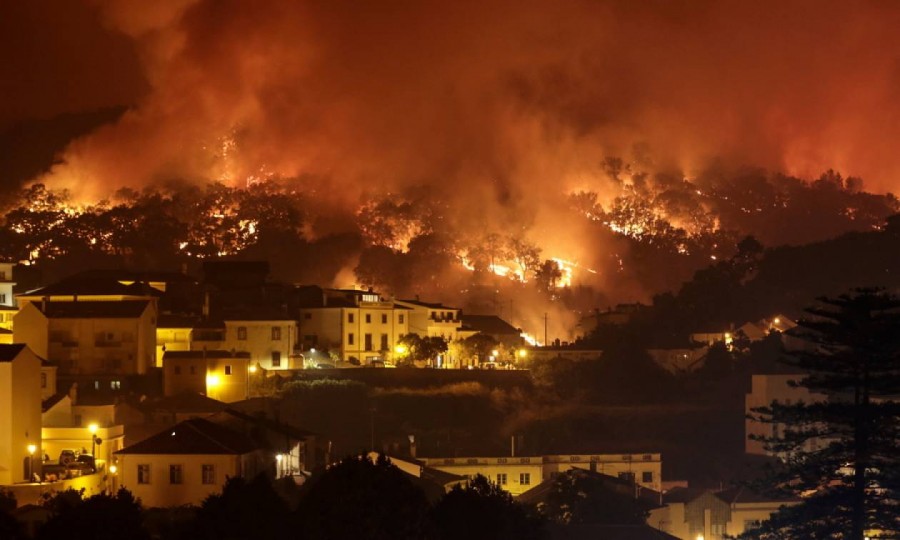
[746, 289, 900, 539]
[37, 488, 149, 540]
[298, 454, 431, 540]
[432, 475, 546, 540]
[541, 470, 651, 525]
[186, 475, 293, 540]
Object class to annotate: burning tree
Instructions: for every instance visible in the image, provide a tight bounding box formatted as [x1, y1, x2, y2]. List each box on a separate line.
[746, 289, 900, 539]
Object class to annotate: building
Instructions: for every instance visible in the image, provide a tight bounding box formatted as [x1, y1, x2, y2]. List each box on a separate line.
[114, 418, 269, 507]
[420, 452, 662, 498]
[296, 287, 410, 364]
[0, 262, 16, 308]
[162, 350, 251, 403]
[14, 300, 157, 378]
[647, 486, 798, 540]
[155, 314, 197, 367]
[0, 344, 42, 485]
[394, 299, 463, 341]
[745, 373, 825, 456]
[459, 314, 524, 349]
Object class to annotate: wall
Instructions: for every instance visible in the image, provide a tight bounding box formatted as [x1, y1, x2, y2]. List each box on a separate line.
[745, 374, 824, 455]
[222, 321, 295, 370]
[206, 356, 249, 403]
[156, 327, 192, 367]
[0, 347, 42, 485]
[13, 304, 49, 359]
[424, 456, 544, 497]
[117, 453, 240, 508]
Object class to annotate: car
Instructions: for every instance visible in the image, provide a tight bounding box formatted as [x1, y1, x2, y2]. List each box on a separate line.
[58, 449, 77, 466]
[316, 362, 336, 369]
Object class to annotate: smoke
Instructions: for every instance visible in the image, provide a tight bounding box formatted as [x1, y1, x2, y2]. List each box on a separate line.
[14, 0, 900, 312]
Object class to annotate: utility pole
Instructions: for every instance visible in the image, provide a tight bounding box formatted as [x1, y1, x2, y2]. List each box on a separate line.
[543, 312, 548, 346]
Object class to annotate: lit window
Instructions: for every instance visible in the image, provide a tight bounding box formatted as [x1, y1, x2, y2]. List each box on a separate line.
[202, 464, 216, 485]
[520, 473, 530, 485]
[237, 327, 247, 340]
[272, 327, 281, 341]
[169, 464, 183, 484]
[496, 473, 507, 485]
[137, 464, 150, 484]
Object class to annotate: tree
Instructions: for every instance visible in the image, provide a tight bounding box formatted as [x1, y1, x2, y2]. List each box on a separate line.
[540, 469, 651, 525]
[37, 488, 149, 540]
[432, 475, 546, 540]
[746, 289, 900, 539]
[186, 475, 294, 540]
[298, 454, 431, 539]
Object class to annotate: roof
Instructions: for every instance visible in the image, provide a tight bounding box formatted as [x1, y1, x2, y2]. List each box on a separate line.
[115, 417, 258, 455]
[42, 393, 68, 412]
[217, 408, 315, 439]
[34, 300, 151, 319]
[715, 485, 800, 504]
[149, 392, 228, 414]
[460, 314, 520, 335]
[67, 269, 197, 284]
[19, 277, 162, 298]
[163, 350, 250, 360]
[157, 314, 202, 329]
[518, 469, 663, 509]
[397, 299, 459, 310]
[220, 307, 295, 321]
[0, 343, 27, 361]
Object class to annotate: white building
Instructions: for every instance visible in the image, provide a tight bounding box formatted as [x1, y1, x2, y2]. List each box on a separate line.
[0, 344, 43, 485]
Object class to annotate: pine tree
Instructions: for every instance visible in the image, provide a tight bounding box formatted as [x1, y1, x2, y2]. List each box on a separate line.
[745, 288, 900, 539]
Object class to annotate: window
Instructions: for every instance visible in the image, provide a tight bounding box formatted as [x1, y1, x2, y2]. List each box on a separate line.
[174, 366, 181, 375]
[237, 327, 247, 340]
[380, 334, 388, 351]
[348, 333, 355, 345]
[169, 464, 183, 484]
[271, 351, 281, 367]
[40, 372, 47, 388]
[0, 294, 6, 304]
[225, 365, 232, 375]
[642, 471, 653, 483]
[496, 473, 507, 485]
[110, 380, 121, 390]
[202, 464, 216, 485]
[272, 327, 281, 341]
[348, 313, 355, 323]
[364, 333, 373, 351]
[137, 464, 150, 484]
[399, 314, 405, 324]
[304, 313, 312, 320]
[381, 314, 387, 324]
[520, 473, 530, 485]
[365, 314, 371, 323]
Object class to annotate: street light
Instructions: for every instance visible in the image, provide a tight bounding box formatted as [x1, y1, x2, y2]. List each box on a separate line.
[88, 423, 102, 470]
[276, 454, 283, 477]
[27, 444, 36, 482]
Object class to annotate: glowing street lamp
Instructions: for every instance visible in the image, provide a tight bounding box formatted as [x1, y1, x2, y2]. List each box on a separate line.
[27, 444, 36, 482]
[88, 423, 102, 462]
[276, 454, 283, 477]
[517, 349, 528, 359]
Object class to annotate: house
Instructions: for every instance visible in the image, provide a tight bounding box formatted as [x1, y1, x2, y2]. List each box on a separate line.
[745, 374, 826, 456]
[114, 417, 269, 507]
[14, 300, 157, 377]
[0, 262, 16, 308]
[296, 286, 411, 365]
[155, 314, 197, 367]
[189, 310, 298, 371]
[394, 299, 464, 341]
[459, 314, 525, 349]
[648, 347, 708, 374]
[162, 350, 251, 403]
[210, 408, 316, 477]
[143, 392, 228, 425]
[419, 452, 662, 498]
[0, 344, 42, 485]
[647, 486, 798, 539]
